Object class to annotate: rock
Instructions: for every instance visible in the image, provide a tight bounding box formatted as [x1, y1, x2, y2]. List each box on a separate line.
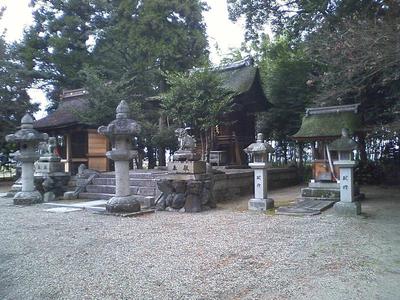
[165, 194, 174, 207]
[172, 180, 186, 193]
[63, 191, 78, 200]
[171, 193, 185, 209]
[184, 194, 202, 212]
[43, 191, 56, 202]
[106, 196, 141, 213]
[179, 207, 185, 213]
[157, 180, 174, 194]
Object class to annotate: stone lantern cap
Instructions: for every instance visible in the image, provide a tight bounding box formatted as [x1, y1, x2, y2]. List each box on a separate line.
[6, 113, 48, 143]
[98, 100, 141, 137]
[329, 128, 357, 151]
[244, 133, 275, 155]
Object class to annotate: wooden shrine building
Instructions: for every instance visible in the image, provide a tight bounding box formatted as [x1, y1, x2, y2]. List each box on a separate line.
[210, 57, 271, 166]
[292, 103, 362, 181]
[34, 89, 110, 174]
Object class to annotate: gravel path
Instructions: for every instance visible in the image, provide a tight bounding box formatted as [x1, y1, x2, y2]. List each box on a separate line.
[1, 185, 399, 299]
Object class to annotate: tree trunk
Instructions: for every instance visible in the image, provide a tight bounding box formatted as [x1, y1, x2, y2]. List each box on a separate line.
[147, 147, 156, 169]
[357, 132, 368, 163]
[298, 142, 304, 167]
[157, 114, 167, 166]
[157, 147, 166, 166]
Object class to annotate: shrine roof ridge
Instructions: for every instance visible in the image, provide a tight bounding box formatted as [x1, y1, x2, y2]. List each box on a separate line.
[305, 103, 360, 116]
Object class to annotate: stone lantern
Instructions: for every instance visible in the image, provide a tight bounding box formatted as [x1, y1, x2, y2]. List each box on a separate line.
[244, 133, 275, 210]
[329, 128, 361, 215]
[98, 100, 141, 213]
[6, 113, 48, 205]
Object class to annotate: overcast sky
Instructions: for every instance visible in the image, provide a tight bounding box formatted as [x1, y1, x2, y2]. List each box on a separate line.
[0, 0, 246, 117]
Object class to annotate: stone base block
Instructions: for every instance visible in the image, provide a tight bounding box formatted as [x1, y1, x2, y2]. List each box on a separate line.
[13, 190, 43, 205]
[168, 161, 206, 174]
[334, 201, 361, 216]
[34, 161, 64, 174]
[301, 187, 340, 200]
[248, 198, 274, 211]
[63, 191, 78, 200]
[106, 195, 141, 213]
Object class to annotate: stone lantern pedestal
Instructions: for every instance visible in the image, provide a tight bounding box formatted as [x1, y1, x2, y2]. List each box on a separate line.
[333, 161, 361, 215]
[330, 128, 361, 216]
[6, 114, 48, 205]
[98, 100, 141, 213]
[244, 133, 275, 211]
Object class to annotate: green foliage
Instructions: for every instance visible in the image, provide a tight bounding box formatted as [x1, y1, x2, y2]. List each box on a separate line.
[254, 36, 314, 140]
[151, 128, 178, 150]
[19, 0, 112, 105]
[227, 0, 395, 40]
[0, 33, 38, 154]
[307, 16, 400, 128]
[161, 69, 233, 132]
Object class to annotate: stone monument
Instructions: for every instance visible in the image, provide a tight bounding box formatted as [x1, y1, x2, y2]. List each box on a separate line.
[98, 100, 141, 213]
[156, 128, 214, 212]
[330, 128, 361, 215]
[244, 133, 275, 210]
[34, 137, 70, 201]
[168, 128, 206, 174]
[6, 113, 48, 205]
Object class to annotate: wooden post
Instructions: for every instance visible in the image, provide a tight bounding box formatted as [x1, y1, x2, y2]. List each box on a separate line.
[65, 133, 71, 173]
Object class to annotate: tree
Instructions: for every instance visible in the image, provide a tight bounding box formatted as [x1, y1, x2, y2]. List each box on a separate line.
[227, 0, 397, 40]
[18, 0, 112, 107]
[77, 0, 210, 167]
[307, 16, 400, 128]
[253, 36, 314, 163]
[162, 68, 233, 160]
[0, 32, 38, 154]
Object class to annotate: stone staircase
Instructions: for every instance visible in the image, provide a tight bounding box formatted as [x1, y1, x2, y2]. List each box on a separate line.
[78, 171, 167, 206]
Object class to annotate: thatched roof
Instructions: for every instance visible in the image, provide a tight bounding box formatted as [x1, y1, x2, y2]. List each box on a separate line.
[216, 57, 270, 112]
[34, 89, 89, 131]
[293, 104, 362, 141]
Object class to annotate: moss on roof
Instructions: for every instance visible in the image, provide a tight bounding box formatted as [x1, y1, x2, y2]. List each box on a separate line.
[218, 65, 258, 95]
[34, 96, 89, 130]
[293, 111, 362, 140]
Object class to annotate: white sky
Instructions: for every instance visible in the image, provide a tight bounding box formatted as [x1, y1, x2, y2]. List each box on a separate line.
[0, 0, 246, 118]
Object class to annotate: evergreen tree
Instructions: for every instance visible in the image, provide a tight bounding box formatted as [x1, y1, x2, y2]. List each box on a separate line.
[0, 33, 38, 154]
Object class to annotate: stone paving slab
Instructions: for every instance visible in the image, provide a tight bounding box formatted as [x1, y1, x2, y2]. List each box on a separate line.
[44, 207, 83, 213]
[43, 200, 107, 209]
[276, 199, 335, 216]
[92, 208, 155, 217]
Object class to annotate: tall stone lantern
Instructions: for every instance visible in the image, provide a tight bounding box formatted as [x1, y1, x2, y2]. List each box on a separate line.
[244, 133, 275, 210]
[329, 128, 361, 215]
[6, 113, 48, 205]
[98, 100, 141, 213]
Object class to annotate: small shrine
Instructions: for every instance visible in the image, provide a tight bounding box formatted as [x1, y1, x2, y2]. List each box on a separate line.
[292, 104, 363, 201]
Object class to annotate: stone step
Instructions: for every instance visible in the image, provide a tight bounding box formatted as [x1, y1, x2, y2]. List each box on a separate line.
[79, 192, 113, 200]
[86, 185, 156, 196]
[98, 172, 165, 179]
[92, 177, 157, 187]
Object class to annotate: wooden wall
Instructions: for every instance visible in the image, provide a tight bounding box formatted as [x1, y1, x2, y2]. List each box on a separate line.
[87, 131, 109, 171]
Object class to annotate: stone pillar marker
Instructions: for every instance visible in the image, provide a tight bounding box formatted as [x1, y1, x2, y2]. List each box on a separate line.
[244, 133, 275, 211]
[6, 113, 48, 205]
[330, 128, 361, 215]
[98, 100, 141, 213]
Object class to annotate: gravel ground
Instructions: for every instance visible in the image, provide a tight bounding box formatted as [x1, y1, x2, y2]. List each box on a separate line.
[0, 184, 399, 300]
